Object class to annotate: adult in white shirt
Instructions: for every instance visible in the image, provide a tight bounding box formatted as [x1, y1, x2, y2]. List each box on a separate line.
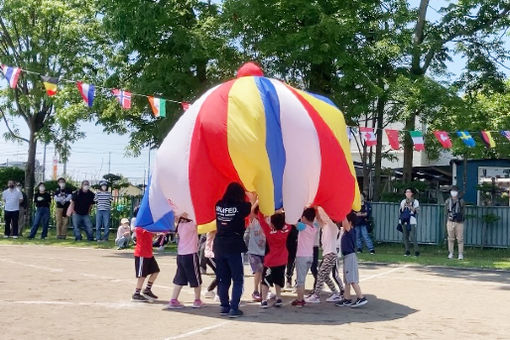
[2, 180, 24, 238]
[399, 188, 420, 257]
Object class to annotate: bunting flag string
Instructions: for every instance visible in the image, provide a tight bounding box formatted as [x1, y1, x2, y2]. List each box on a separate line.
[0, 61, 188, 115]
[2, 60, 510, 151]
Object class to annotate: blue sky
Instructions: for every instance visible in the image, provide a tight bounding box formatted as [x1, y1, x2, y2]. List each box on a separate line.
[1, 0, 509, 184]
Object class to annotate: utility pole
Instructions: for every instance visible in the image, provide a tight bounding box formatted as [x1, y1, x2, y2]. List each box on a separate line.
[108, 151, 111, 174]
[42, 142, 47, 181]
[147, 143, 151, 185]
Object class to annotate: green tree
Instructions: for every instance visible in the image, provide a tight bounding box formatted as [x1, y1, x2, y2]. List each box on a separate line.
[96, 0, 240, 154]
[400, 0, 510, 182]
[0, 0, 107, 214]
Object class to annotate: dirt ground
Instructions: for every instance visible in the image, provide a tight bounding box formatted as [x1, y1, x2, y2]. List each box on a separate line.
[0, 244, 509, 340]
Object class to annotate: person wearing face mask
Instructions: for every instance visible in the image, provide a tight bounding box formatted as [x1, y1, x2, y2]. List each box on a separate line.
[28, 182, 52, 239]
[69, 180, 95, 241]
[54, 178, 72, 239]
[94, 180, 113, 242]
[445, 185, 465, 260]
[1, 179, 23, 238]
[399, 187, 420, 257]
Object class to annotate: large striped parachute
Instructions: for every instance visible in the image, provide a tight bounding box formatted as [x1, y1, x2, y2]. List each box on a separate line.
[138, 62, 360, 233]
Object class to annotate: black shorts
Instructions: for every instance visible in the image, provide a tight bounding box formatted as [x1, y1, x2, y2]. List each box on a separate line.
[135, 256, 160, 278]
[262, 265, 285, 288]
[173, 253, 202, 288]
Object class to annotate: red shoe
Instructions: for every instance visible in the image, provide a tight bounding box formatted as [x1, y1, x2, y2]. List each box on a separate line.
[291, 299, 305, 308]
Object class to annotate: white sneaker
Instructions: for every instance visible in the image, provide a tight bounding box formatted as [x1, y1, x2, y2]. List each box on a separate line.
[204, 290, 215, 299]
[305, 294, 321, 304]
[158, 246, 165, 252]
[3, 235, 9, 238]
[448, 253, 453, 259]
[267, 292, 276, 301]
[12, 236, 18, 239]
[458, 253, 464, 260]
[214, 294, 220, 302]
[326, 293, 342, 303]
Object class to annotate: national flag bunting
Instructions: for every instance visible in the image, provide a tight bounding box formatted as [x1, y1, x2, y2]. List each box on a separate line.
[385, 129, 400, 150]
[112, 89, 131, 109]
[41, 75, 58, 96]
[76, 82, 95, 107]
[148, 96, 166, 117]
[501, 130, 510, 141]
[433, 131, 452, 149]
[409, 130, 425, 151]
[181, 102, 190, 111]
[480, 131, 496, 148]
[359, 127, 377, 146]
[457, 131, 476, 147]
[1, 64, 22, 89]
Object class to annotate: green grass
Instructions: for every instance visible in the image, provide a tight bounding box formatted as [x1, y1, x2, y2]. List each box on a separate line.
[357, 242, 510, 270]
[2, 229, 509, 270]
[0, 228, 178, 252]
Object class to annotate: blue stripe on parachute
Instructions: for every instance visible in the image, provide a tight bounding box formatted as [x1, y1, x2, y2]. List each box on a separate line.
[135, 178, 175, 232]
[255, 77, 285, 210]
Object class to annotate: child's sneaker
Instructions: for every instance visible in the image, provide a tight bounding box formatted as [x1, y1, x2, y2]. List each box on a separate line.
[260, 300, 269, 309]
[305, 294, 321, 304]
[192, 299, 203, 308]
[274, 298, 283, 307]
[132, 293, 149, 302]
[252, 292, 262, 302]
[458, 253, 464, 260]
[267, 292, 276, 301]
[143, 289, 158, 299]
[335, 298, 353, 307]
[166, 299, 184, 309]
[291, 299, 305, 308]
[204, 290, 215, 299]
[448, 253, 454, 259]
[326, 293, 342, 303]
[350, 297, 368, 308]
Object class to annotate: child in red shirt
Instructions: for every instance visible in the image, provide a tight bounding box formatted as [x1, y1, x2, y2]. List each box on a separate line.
[132, 227, 160, 302]
[257, 210, 290, 308]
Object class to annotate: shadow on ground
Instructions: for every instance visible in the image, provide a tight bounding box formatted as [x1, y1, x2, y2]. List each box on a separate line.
[415, 266, 510, 285]
[159, 294, 417, 325]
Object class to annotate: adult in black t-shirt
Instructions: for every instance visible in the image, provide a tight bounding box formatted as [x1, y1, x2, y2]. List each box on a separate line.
[69, 180, 95, 241]
[213, 182, 251, 318]
[28, 183, 52, 239]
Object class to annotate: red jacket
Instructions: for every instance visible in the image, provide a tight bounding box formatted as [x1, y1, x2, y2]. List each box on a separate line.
[134, 227, 153, 258]
[257, 212, 290, 267]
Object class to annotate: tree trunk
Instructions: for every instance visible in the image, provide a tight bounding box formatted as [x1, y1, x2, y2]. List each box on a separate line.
[402, 112, 416, 182]
[373, 95, 385, 201]
[25, 127, 37, 227]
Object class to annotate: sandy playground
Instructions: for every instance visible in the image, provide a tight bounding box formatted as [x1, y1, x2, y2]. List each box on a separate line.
[0, 244, 509, 340]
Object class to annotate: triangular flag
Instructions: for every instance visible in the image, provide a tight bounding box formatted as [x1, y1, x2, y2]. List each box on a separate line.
[1, 64, 22, 89]
[112, 89, 131, 109]
[41, 75, 58, 96]
[359, 127, 377, 146]
[500, 130, 510, 141]
[181, 102, 190, 111]
[456, 131, 476, 147]
[433, 131, 452, 149]
[480, 131, 496, 148]
[385, 129, 400, 150]
[409, 130, 425, 151]
[76, 82, 95, 107]
[148, 96, 166, 118]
